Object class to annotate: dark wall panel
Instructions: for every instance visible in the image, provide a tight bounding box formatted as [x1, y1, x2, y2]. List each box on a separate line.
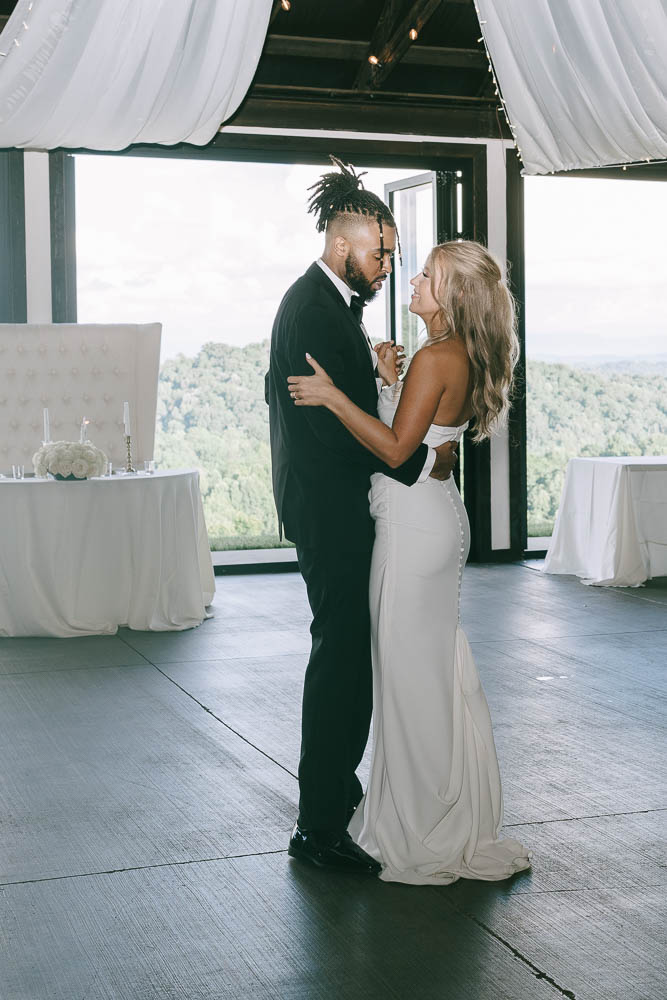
[0, 149, 27, 322]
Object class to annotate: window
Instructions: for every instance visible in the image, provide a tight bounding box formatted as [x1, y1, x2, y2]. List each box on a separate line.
[75, 155, 436, 550]
[524, 176, 667, 541]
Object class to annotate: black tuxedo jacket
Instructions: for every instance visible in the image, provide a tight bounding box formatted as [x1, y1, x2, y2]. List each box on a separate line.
[265, 262, 429, 552]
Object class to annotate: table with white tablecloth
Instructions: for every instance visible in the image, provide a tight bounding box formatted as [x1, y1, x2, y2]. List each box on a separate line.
[543, 457, 667, 587]
[0, 469, 215, 637]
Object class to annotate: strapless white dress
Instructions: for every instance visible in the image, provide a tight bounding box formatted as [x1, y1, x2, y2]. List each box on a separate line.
[348, 384, 532, 885]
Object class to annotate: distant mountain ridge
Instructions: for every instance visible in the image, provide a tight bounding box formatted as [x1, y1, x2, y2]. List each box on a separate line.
[531, 354, 667, 376]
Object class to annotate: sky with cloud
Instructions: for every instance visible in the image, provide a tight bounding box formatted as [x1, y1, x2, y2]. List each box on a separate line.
[75, 156, 666, 363]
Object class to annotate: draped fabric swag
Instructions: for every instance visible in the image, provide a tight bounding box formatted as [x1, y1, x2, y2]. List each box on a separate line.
[476, 0, 667, 175]
[0, 0, 273, 150]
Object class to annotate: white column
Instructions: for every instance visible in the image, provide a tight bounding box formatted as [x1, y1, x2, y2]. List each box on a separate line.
[23, 151, 52, 323]
[485, 140, 511, 551]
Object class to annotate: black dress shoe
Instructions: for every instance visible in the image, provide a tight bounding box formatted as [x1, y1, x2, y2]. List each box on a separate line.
[288, 823, 381, 875]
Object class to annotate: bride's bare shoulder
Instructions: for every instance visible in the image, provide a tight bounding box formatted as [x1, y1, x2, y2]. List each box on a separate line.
[415, 338, 469, 375]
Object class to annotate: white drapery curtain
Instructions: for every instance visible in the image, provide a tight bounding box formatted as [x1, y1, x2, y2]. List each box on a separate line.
[476, 0, 667, 175]
[0, 0, 272, 150]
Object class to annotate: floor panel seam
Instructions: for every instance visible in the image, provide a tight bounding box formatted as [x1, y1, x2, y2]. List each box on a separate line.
[505, 806, 667, 827]
[506, 882, 665, 897]
[468, 627, 667, 645]
[440, 895, 576, 999]
[0, 849, 289, 889]
[116, 634, 299, 782]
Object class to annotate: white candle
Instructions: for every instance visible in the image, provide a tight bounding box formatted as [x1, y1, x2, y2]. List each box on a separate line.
[43, 407, 50, 444]
[80, 417, 88, 444]
[123, 401, 131, 436]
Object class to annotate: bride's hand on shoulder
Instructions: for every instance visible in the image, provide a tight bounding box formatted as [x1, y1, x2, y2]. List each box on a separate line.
[287, 354, 338, 407]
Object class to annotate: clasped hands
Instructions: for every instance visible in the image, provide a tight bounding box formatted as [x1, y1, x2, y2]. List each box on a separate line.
[287, 349, 459, 482]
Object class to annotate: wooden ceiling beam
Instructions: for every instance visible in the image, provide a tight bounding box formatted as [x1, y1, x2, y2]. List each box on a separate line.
[354, 0, 445, 91]
[264, 34, 486, 71]
[251, 82, 496, 106]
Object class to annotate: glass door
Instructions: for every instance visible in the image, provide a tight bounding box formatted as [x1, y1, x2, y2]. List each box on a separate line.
[385, 172, 437, 358]
[385, 170, 464, 356]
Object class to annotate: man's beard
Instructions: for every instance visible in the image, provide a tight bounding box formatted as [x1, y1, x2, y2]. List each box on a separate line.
[344, 252, 382, 303]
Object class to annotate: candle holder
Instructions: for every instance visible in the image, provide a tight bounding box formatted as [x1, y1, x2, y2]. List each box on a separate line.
[125, 435, 136, 474]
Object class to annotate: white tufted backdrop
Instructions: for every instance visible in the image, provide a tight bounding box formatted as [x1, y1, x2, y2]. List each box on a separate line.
[0, 323, 162, 471]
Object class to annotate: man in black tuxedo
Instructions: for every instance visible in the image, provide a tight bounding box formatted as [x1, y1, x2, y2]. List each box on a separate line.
[265, 161, 458, 874]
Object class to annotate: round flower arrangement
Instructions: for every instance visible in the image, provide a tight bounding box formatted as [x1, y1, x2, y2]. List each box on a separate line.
[33, 441, 108, 480]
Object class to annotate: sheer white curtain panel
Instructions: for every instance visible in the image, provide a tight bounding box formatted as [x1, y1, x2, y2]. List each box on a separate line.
[0, 0, 273, 150]
[476, 0, 667, 174]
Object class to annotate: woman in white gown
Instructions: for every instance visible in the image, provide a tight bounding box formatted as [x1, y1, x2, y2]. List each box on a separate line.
[288, 240, 532, 886]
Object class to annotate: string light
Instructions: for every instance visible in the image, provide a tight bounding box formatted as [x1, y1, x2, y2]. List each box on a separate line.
[368, 54, 380, 65]
[280, 0, 291, 10]
[0, 3, 35, 58]
[475, 6, 522, 165]
[409, 28, 418, 41]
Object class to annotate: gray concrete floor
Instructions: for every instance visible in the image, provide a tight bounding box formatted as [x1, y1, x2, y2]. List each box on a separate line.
[1, 564, 666, 1000]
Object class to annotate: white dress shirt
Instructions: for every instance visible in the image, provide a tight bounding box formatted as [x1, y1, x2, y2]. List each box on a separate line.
[315, 258, 436, 482]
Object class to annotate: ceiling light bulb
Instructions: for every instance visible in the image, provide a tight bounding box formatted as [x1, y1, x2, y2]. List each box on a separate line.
[409, 28, 418, 41]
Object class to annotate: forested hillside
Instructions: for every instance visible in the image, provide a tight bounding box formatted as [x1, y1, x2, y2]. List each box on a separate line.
[154, 342, 667, 547]
[526, 360, 667, 534]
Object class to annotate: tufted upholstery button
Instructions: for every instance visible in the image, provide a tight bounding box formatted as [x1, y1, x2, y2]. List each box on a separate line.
[26, 368, 35, 377]
[113, 367, 121, 375]
[62, 393, 71, 403]
[71, 367, 78, 376]
[7, 368, 16, 376]
[18, 395, 29, 404]
[17, 344, 25, 354]
[40, 394, 49, 404]
[83, 393, 90, 402]
[80, 343, 88, 354]
[0, 445, 8, 454]
[49, 368, 57, 376]
[59, 344, 67, 353]
[9, 419, 18, 429]
[91, 367, 101, 376]
[103, 393, 111, 402]
[101, 343, 109, 353]
[38, 344, 47, 354]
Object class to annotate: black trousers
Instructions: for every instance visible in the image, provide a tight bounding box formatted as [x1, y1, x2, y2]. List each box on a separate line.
[295, 544, 374, 835]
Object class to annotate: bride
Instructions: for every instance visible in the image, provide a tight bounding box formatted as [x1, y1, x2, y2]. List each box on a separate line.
[287, 240, 532, 886]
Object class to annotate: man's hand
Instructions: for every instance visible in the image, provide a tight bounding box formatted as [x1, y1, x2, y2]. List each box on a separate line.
[429, 441, 459, 481]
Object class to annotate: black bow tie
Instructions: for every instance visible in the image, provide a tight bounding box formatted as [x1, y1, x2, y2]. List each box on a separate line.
[349, 296, 364, 322]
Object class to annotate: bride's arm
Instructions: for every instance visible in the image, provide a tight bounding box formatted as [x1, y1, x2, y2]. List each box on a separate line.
[288, 347, 449, 468]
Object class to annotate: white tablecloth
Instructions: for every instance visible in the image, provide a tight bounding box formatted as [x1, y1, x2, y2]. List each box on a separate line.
[543, 457, 667, 587]
[0, 470, 215, 637]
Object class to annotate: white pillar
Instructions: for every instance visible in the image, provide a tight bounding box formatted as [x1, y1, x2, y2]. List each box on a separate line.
[485, 139, 511, 551]
[23, 151, 52, 323]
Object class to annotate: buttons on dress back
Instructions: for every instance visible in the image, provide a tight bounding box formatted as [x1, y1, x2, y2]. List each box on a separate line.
[443, 479, 466, 624]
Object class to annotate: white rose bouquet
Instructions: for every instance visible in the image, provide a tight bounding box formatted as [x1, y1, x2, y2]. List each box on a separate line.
[32, 441, 108, 480]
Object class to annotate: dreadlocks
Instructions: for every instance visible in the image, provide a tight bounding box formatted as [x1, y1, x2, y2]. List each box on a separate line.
[307, 156, 402, 262]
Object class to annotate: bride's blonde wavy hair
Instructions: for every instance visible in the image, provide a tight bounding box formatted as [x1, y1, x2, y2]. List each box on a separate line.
[425, 241, 519, 442]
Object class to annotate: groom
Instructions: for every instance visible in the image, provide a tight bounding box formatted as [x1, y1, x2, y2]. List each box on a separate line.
[265, 159, 458, 874]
